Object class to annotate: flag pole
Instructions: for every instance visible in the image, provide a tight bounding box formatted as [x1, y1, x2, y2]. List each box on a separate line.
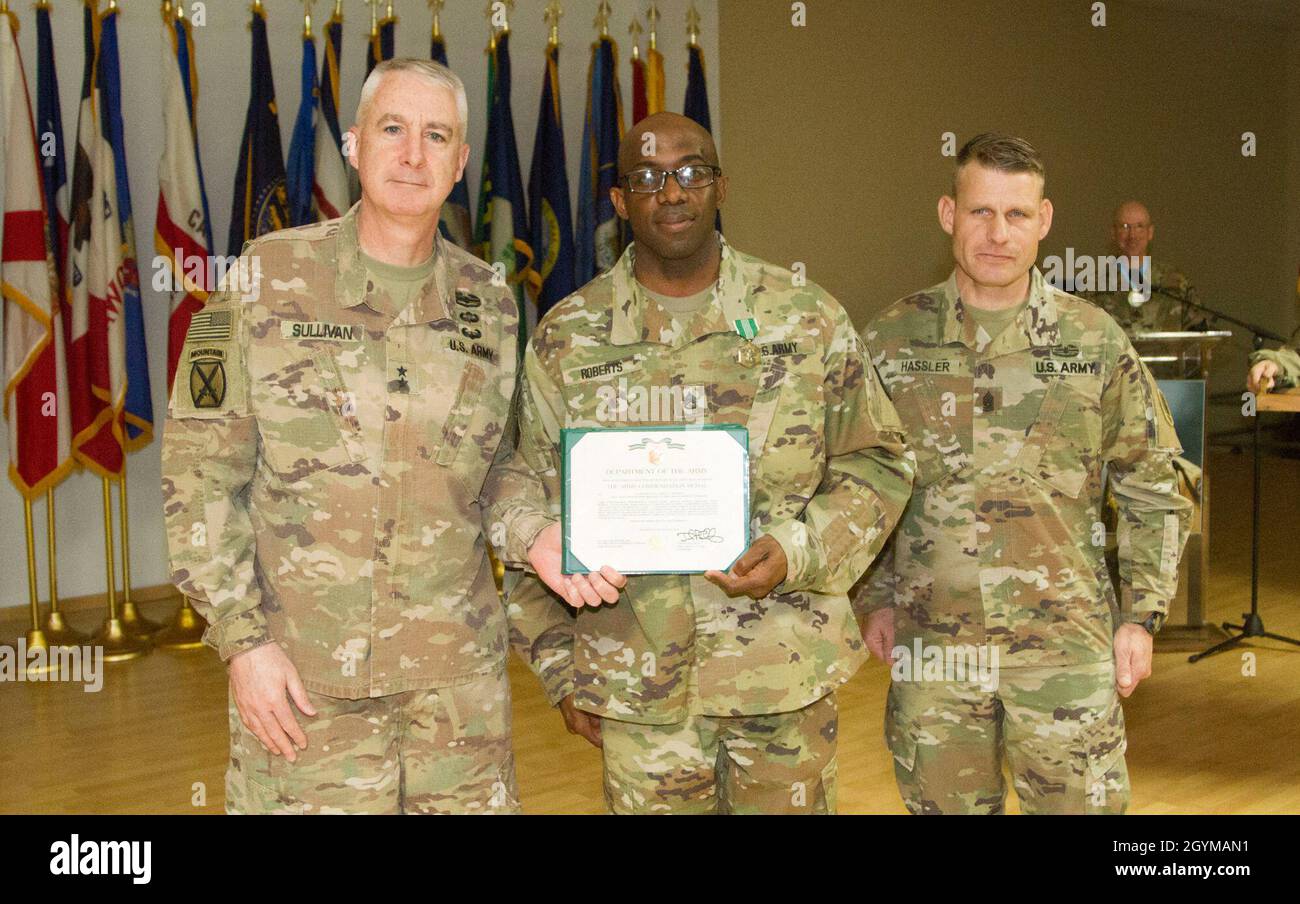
[92, 476, 149, 660]
[117, 471, 163, 636]
[41, 488, 90, 645]
[21, 497, 57, 675]
[429, 0, 443, 40]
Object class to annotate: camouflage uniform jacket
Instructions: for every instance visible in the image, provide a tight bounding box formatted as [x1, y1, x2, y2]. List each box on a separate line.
[1250, 345, 1300, 388]
[1084, 261, 1203, 338]
[495, 236, 915, 724]
[857, 268, 1192, 668]
[163, 203, 524, 698]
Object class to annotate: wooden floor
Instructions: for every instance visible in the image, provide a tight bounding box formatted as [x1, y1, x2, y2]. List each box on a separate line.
[2, 448, 1298, 815]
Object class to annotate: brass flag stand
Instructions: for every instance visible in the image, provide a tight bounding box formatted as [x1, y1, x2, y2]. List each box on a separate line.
[20, 498, 56, 676]
[40, 488, 90, 645]
[90, 477, 148, 660]
[115, 473, 163, 637]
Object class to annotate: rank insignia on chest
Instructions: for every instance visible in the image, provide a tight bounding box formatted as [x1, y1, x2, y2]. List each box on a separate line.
[189, 359, 226, 408]
[388, 364, 410, 394]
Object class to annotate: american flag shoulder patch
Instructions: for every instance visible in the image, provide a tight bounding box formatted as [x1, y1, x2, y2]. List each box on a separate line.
[185, 309, 233, 343]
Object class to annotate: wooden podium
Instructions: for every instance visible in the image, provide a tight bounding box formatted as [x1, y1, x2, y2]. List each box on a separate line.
[1131, 331, 1231, 646]
[1259, 387, 1300, 413]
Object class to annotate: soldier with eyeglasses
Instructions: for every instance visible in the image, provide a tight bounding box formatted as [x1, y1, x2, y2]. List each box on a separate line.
[492, 112, 915, 813]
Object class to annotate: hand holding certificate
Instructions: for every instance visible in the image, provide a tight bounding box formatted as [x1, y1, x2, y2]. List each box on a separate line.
[562, 426, 751, 575]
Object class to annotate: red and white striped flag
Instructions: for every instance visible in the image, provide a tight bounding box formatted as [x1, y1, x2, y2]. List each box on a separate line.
[156, 8, 211, 389]
[2, 9, 72, 497]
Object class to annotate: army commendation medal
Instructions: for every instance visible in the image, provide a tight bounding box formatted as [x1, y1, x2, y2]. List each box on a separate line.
[734, 317, 761, 366]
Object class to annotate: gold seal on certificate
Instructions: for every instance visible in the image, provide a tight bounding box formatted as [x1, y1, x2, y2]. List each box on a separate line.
[562, 426, 750, 574]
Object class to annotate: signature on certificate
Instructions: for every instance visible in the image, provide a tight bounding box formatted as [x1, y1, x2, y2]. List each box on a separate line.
[677, 527, 724, 543]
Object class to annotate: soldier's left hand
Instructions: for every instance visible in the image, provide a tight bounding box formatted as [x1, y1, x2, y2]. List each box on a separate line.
[1113, 623, 1153, 697]
[704, 535, 788, 600]
[527, 522, 627, 608]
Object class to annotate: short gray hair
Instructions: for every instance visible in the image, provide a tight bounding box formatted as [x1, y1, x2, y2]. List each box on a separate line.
[355, 58, 469, 140]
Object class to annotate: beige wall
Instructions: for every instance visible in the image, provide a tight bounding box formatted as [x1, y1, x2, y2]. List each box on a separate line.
[719, 0, 1298, 355]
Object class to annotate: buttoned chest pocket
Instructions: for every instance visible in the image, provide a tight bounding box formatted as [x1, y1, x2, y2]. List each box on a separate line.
[751, 360, 826, 491]
[886, 375, 970, 489]
[429, 353, 510, 495]
[1016, 379, 1102, 499]
[254, 351, 366, 482]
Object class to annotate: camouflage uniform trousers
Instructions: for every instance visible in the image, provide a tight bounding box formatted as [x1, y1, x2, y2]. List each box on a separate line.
[225, 667, 520, 814]
[600, 693, 839, 815]
[885, 660, 1129, 814]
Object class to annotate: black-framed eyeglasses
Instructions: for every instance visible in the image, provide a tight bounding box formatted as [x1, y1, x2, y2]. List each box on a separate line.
[622, 164, 722, 194]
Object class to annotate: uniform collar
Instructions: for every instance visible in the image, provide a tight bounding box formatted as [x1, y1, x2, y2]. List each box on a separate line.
[939, 266, 1059, 353]
[609, 233, 754, 348]
[334, 201, 451, 324]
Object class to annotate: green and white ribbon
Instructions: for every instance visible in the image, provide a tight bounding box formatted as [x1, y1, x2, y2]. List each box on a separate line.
[733, 317, 759, 340]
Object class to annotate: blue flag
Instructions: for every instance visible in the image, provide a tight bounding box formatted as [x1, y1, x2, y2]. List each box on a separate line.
[35, 3, 68, 304]
[576, 36, 624, 284]
[684, 44, 721, 233]
[98, 6, 153, 449]
[529, 43, 576, 317]
[172, 11, 213, 252]
[432, 34, 472, 249]
[228, 5, 289, 255]
[474, 32, 538, 316]
[286, 34, 318, 227]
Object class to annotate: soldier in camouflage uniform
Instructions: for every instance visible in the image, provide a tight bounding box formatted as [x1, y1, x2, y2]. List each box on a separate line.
[163, 60, 528, 814]
[1079, 201, 1205, 338]
[1248, 346, 1300, 393]
[489, 112, 915, 814]
[856, 135, 1192, 815]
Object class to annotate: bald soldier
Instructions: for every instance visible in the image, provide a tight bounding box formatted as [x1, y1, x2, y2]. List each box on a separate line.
[1081, 200, 1205, 338]
[857, 134, 1192, 814]
[163, 59, 532, 814]
[489, 112, 915, 814]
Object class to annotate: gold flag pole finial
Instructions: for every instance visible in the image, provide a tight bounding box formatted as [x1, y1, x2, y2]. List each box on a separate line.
[543, 0, 562, 47]
[252, 0, 265, 15]
[161, 1, 173, 21]
[106, 0, 119, 12]
[629, 13, 642, 60]
[364, 0, 377, 37]
[646, 2, 660, 51]
[686, 2, 701, 47]
[176, 0, 186, 21]
[594, 0, 610, 37]
[386, 0, 393, 19]
[334, 0, 343, 16]
[428, 0, 444, 40]
[303, 0, 316, 38]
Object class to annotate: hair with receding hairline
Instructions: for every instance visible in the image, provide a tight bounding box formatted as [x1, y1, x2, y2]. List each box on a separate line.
[355, 57, 468, 141]
[951, 132, 1045, 198]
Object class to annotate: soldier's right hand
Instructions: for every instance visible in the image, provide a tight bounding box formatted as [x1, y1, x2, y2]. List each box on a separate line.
[228, 643, 318, 763]
[527, 522, 627, 607]
[1248, 360, 1279, 395]
[559, 694, 602, 748]
[863, 608, 897, 664]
